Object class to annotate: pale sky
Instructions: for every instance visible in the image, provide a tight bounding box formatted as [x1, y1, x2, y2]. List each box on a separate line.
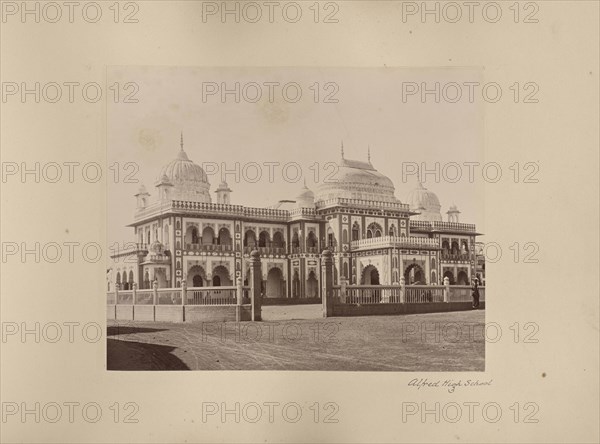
[108, 66, 485, 244]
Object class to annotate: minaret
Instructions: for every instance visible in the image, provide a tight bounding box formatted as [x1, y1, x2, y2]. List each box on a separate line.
[447, 205, 461, 223]
[215, 181, 232, 204]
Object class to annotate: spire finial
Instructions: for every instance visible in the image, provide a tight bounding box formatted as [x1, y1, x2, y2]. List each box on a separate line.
[367, 145, 371, 163]
[303, 177, 307, 187]
[180, 131, 184, 151]
[341, 140, 344, 158]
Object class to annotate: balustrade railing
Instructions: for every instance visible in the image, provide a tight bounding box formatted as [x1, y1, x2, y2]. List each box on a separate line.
[186, 287, 237, 305]
[156, 289, 182, 305]
[342, 286, 404, 304]
[410, 220, 477, 232]
[243, 246, 286, 255]
[185, 243, 234, 252]
[447, 286, 485, 302]
[117, 291, 133, 304]
[404, 286, 445, 303]
[441, 253, 471, 261]
[108, 285, 253, 306]
[134, 289, 154, 305]
[333, 284, 484, 305]
[351, 236, 439, 250]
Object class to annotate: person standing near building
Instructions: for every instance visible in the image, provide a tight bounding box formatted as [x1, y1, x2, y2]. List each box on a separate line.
[471, 277, 480, 309]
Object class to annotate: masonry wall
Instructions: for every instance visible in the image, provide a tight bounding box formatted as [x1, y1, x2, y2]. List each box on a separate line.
[106, 305, 253, 323]
[332, 301, 485, 317]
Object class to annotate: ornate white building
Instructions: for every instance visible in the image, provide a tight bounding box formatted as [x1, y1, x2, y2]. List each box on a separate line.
[108, 136, 483, 299]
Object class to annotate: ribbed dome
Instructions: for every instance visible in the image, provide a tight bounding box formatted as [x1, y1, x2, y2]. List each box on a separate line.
[155, 136, 212, 203]
[315, 154, 399, 205]
[157, 149, 209, 184]
[406, 182, 442, 221]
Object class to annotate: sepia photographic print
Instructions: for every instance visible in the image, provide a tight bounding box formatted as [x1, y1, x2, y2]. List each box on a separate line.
[107, 66, 487, 371]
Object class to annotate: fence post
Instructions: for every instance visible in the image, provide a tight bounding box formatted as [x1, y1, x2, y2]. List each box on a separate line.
[250, 249, 262, 321]
[132, 282, 137, 305]
[340, 279, 347, 303]
[443, 276, 450, 302]
[181, 279, 187, 306]
[236, 277, 243, 322]
[115, 283, 120, 304]
[321, 249, 333, 317]
[399, 276, 405, 303]
[152, 280, 158, 305]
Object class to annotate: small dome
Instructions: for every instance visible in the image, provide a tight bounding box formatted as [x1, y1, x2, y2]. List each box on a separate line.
[136, 184, 149, 195]
[406, 182, 442, 221]
[155, 173, 173, 187]
[216, 181, 231, 192]
[296, 183, 315, 208]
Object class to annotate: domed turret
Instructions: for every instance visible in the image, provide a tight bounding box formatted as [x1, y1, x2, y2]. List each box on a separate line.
[447, 204, 461, 223]
[135, 184, 150, 209]
[296, 182, 315, 208]
[406, 182, 442, 221]
[215, 181, 232, 204]
[156, 133, 212, 203]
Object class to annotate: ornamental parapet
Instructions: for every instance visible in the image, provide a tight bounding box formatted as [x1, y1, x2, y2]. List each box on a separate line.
[350, 235, 440, 251]
[315, 197, 411, 212]
[410, 220, 477, 233]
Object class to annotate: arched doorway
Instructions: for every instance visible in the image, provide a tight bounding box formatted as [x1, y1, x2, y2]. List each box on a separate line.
[258, 231, 270, 248]
[292, 271, 300, 298]
[244, 230, 256, 248]
[306, 271, 318, 298]
[306, 231, 317, 250]
[361, 265, 380, 285]
[266, 267, 284, 298]
[351, 222, 360, 241]
[404, 263, 425, 285]
[212, 265, 232, 286]
[217, 228, 232, 247]
[154, 269, 168, 288]
[272, 231, 284, 249]
[366, 222, 383, 239]
[187, 265, 207, 288]
[202, 227, 215, 245]
[443, 270, 455, 285]
[457, 271, 469, 285]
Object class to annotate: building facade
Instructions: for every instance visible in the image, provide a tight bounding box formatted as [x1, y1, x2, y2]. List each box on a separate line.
[108, 137, 483, 298]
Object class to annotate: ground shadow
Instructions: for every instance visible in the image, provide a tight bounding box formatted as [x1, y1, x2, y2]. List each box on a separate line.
[107, 338, 190, 371]
[106, 326, 170, 336]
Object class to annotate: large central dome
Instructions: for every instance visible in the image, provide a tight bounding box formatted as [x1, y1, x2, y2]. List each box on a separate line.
[156, 135, 211, 203]
[315, 147, 399, 204]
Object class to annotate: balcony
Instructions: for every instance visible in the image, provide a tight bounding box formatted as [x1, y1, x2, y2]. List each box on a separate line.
[184, 243, 233, 253]
[351, 236, 440, 251]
